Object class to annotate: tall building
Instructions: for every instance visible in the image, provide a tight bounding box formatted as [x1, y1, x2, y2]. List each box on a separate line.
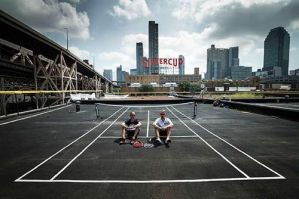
[130, 68, 137, 75]
[206, 45, 229, 80]
[116, 65, 123, 85]
[228, 46, 239, 76]
[148, 21, 159, 75]
[194, 67, 200, 75]
[231, 66, 252, 80]
[179, 55, 185, 75]
[143, 56, 150, 75]
[136, 42, 143, 75]
[263, 27, 290, 76]
[103, 69, 113, 81]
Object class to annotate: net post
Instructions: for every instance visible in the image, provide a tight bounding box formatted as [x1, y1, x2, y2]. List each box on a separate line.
[193, 101, 197, 119]
[95, 103, 100, 119]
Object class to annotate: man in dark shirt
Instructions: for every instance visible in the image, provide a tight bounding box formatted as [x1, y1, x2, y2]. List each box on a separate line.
[120, 112, 142, 144]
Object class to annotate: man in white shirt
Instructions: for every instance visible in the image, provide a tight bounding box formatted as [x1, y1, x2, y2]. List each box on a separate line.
[152, 110, 173, 144]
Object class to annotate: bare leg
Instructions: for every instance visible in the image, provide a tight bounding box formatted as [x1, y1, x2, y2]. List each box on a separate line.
[166, 127, 172, 142]
[121, 126, 126, 139]
[132, 128, 140, 140]
[155, 127, 160, 139]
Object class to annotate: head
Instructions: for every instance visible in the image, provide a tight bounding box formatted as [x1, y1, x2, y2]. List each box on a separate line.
[160, 110, 166, 119]
[130, 112, 136, 119]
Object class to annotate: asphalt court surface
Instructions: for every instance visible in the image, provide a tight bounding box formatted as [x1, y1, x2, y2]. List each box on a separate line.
[0, 102, 299, 198]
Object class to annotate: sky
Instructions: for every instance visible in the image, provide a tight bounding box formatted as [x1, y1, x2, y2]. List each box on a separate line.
[1, 0, 299, 80]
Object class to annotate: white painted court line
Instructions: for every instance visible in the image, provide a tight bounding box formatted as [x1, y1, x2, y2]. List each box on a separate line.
[15, 107, 125, 181]
[99, 135, 198, 139]
[15, 176, 285, 184]
[49, 107, 130, 181]
[171, 106, 285, 179]
[167, 107, 250, 178]
[0, 104, 71, 126]
[146, 110, 150, 138]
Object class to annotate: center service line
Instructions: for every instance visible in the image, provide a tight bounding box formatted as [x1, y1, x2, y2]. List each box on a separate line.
[171, 106, 285, 179]
[50, 107, 130, 181]
[167, 107, 250, 178]
[15, 107, 124, 182]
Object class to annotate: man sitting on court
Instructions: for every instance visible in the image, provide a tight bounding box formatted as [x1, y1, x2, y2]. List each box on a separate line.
[120, 112, 142, 144]
[152, 110, 173, 144]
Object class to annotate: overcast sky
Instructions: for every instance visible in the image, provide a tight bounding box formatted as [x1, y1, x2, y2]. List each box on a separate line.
[1, 0, 299, 80]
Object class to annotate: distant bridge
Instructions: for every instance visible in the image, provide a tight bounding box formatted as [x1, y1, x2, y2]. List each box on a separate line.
[0, 10, 114, 115]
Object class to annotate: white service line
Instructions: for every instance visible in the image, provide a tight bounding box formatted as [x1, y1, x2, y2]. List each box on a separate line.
[0, 105, 71, 126]
[49, 107, 130, 181]
[171, 106, 285, 179]
[166, 107, 250, 178]
[15, 107, 125, 181]
[146, 110, 150, 138]
[15, 176, 284, 184]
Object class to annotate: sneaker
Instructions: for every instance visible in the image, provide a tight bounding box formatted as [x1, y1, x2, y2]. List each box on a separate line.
[156, 138, 162, 144]
[119, 139, 125, 144]
[166, 138, 171, 144]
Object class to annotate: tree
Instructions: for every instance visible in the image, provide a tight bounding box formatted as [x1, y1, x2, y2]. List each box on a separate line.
[178, 81, 191, 92]
[138, 84, 154, 92]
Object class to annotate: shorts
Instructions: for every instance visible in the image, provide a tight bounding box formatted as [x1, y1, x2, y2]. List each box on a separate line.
[126, 129, 139, 138]
[159, 129, 167, 136]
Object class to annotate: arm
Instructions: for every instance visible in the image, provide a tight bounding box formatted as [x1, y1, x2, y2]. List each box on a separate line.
[152, 118, 161, 129]
[165, 118, 173, 128]
[135, 120, 142, 128]
[121, 121, 128, 129]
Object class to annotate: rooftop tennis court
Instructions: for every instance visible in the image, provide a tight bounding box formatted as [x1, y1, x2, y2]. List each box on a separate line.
[0, 102, 298, 198]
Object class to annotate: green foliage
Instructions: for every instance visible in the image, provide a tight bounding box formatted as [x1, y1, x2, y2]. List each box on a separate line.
[178, 82, 191, 92]
[138, 84, 154, 92]
[190, 84, 202, 92]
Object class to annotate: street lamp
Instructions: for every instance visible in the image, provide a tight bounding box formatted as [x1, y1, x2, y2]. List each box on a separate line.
[64, 28, 68, 50]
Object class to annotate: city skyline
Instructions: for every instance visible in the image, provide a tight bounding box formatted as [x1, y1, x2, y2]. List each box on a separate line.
[1, 0, 299, 80]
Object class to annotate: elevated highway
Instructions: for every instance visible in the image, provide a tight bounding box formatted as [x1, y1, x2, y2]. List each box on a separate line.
[0, 10, 114, 115]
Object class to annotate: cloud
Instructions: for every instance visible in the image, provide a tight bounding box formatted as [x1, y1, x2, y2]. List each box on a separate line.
[0, 0, 90, 40]
[69, 46, 91, 60]
[173, 0, 299, 38]
[110, 0, 151, 20]
[121, 33, 148, 57]
[96, 51, 133, 74]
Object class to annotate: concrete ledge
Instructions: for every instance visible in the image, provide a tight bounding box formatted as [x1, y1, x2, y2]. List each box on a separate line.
[220, 100, 299, 122]
[228, 97, 299, 103]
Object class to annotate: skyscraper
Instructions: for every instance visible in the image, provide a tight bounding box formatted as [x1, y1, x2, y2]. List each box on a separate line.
[263, 27, 290, 76]
[179, 55, 185, 75]
[194, 67, 200, 75]
[228, 46, 239, 76]
[206, 45, 229, 80]
[148, 21, 159, 75]
[136, 42, 143, 75]
[103, 69, 113, 81]
[116, 65, 123, 85]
